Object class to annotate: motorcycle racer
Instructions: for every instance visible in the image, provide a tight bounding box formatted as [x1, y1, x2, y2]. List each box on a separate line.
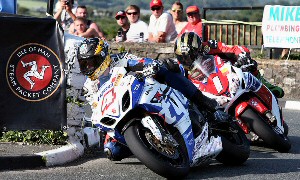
[76, 38, 228, 161]
[174, 32, 284, 98]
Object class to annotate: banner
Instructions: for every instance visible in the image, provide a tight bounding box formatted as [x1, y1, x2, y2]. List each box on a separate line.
[0, 14, 67, 130]
[262, 5, 300, 48]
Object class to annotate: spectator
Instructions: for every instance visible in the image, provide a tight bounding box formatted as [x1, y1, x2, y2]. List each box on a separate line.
[170, 1, 188, 34]
[72, 17, 99, 38]
[148, 0, 177, 43]
[281, 48, 289, 59]
[115, 10, 130, 42]
[69, 5, 105, 39]
[178, 5, 208, 39]
[125, 5, 149, 42]
[54, 0, 76, 31]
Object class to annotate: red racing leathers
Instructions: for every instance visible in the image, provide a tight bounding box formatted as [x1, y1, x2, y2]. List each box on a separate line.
[202, 40, 249, 61]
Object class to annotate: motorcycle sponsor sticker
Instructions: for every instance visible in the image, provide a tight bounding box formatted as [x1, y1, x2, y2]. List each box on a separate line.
[151, 91, 163, 103]
[6, 43, 62, 101]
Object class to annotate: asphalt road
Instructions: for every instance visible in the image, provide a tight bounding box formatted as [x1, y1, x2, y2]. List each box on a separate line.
[1, 109, 300, 180]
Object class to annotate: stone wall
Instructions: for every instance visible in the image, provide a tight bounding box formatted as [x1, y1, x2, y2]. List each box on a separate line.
[110, 42, 300, 99]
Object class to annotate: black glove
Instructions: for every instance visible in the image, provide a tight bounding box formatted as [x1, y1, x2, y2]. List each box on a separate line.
[235, 52, 252, 67]
[235, 53, 257, 73]
[245, 59, 258, 72]
[160, 58, 181, 73]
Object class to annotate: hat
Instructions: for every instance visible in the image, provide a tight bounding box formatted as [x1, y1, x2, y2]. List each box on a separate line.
[150, 0, 163, 8]
[186, 6, 200, 14]
[115, 10, 126, 19]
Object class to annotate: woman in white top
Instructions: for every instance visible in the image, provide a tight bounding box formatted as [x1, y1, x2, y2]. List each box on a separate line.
[125, 5, 149, 42]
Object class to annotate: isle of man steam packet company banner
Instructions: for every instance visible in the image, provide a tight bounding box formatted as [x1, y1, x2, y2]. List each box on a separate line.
[0, 14, 67, 130]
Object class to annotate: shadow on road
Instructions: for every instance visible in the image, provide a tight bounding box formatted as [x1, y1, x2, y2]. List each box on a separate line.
[188, 157, 300, 179]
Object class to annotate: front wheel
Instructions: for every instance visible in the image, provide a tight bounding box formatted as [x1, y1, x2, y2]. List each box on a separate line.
[124, 121, 190, 179]
[215, 122, 250, 165]
[241, 108, 291, 152]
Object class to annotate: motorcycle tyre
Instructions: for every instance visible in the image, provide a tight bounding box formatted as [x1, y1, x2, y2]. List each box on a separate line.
[241, 108, 291, 153]
[215, 123, 250, 166]
[124, 121, 190, 179]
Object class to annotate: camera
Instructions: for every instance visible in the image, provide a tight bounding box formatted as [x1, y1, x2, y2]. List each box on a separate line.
[65, 0, 70, 5]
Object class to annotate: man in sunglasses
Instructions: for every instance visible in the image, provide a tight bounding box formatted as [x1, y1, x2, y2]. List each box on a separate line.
[125, 5, 149, 42]
[148, 0, 177, 43]
[170, 1, 188, 34]
[177, 5, 208, 39]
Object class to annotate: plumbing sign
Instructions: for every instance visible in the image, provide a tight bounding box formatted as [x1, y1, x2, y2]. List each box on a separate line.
[262, 5, 300, 48]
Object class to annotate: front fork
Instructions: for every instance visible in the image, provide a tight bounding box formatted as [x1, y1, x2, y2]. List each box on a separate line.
[234, 97, 282, 135]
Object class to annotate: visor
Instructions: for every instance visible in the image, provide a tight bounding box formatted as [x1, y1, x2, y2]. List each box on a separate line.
[78, 56, 103, 76]
[190, 55, 215, 80]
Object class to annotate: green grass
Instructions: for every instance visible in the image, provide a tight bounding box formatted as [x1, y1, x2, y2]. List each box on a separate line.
[18, 0, 47, 9]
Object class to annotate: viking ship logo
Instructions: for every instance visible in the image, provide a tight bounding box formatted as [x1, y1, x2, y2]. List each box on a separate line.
[6, 43, 63, 101]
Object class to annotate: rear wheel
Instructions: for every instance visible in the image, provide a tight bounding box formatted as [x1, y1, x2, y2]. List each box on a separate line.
[241, 108, 291, 152]
[214, 122, 250, 165]
[124, 121, 190, 179]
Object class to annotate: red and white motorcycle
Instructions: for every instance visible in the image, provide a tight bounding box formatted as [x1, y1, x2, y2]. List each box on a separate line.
[189, 54, 291, 152]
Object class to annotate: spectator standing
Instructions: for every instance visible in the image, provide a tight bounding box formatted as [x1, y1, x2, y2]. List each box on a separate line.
[69, 5, 105, 39]
[72, 17, 99, 38]
[54, 0, 76, 31]
[170, 1, 187, 34]
[125, 5, 149, 42]
[148, 0, 177, 43]
[115, 10, 130, 42]
[178, 5, 208, 39]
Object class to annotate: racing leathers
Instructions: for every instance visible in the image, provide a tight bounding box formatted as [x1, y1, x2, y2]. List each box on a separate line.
[201, 40, 284, 98]
[83, 52, 224, 161]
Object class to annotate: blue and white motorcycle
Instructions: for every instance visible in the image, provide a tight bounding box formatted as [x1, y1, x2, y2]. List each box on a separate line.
[85, 66, 250, 178]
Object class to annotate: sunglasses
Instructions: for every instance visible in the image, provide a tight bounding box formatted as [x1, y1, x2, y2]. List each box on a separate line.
[126, 12, 138, 15]
[151, 6, 161, 11]
[172, 9, 182, 13]
[187, 12, 198, 16]
[116, 16, 125, 20]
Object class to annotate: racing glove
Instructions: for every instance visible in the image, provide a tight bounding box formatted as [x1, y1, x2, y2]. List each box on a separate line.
[235, 52, 258, 73]
[142, 61, 160, 78]
[159, 58, 181, 73]
[235, 52, 252, 67]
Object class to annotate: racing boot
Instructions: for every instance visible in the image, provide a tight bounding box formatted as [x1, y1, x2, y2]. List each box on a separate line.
[103, 134, 133, 161]
[191, 90, 230, 123]
[191, 90, 218, 113]
[256, 72, 284, 98]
